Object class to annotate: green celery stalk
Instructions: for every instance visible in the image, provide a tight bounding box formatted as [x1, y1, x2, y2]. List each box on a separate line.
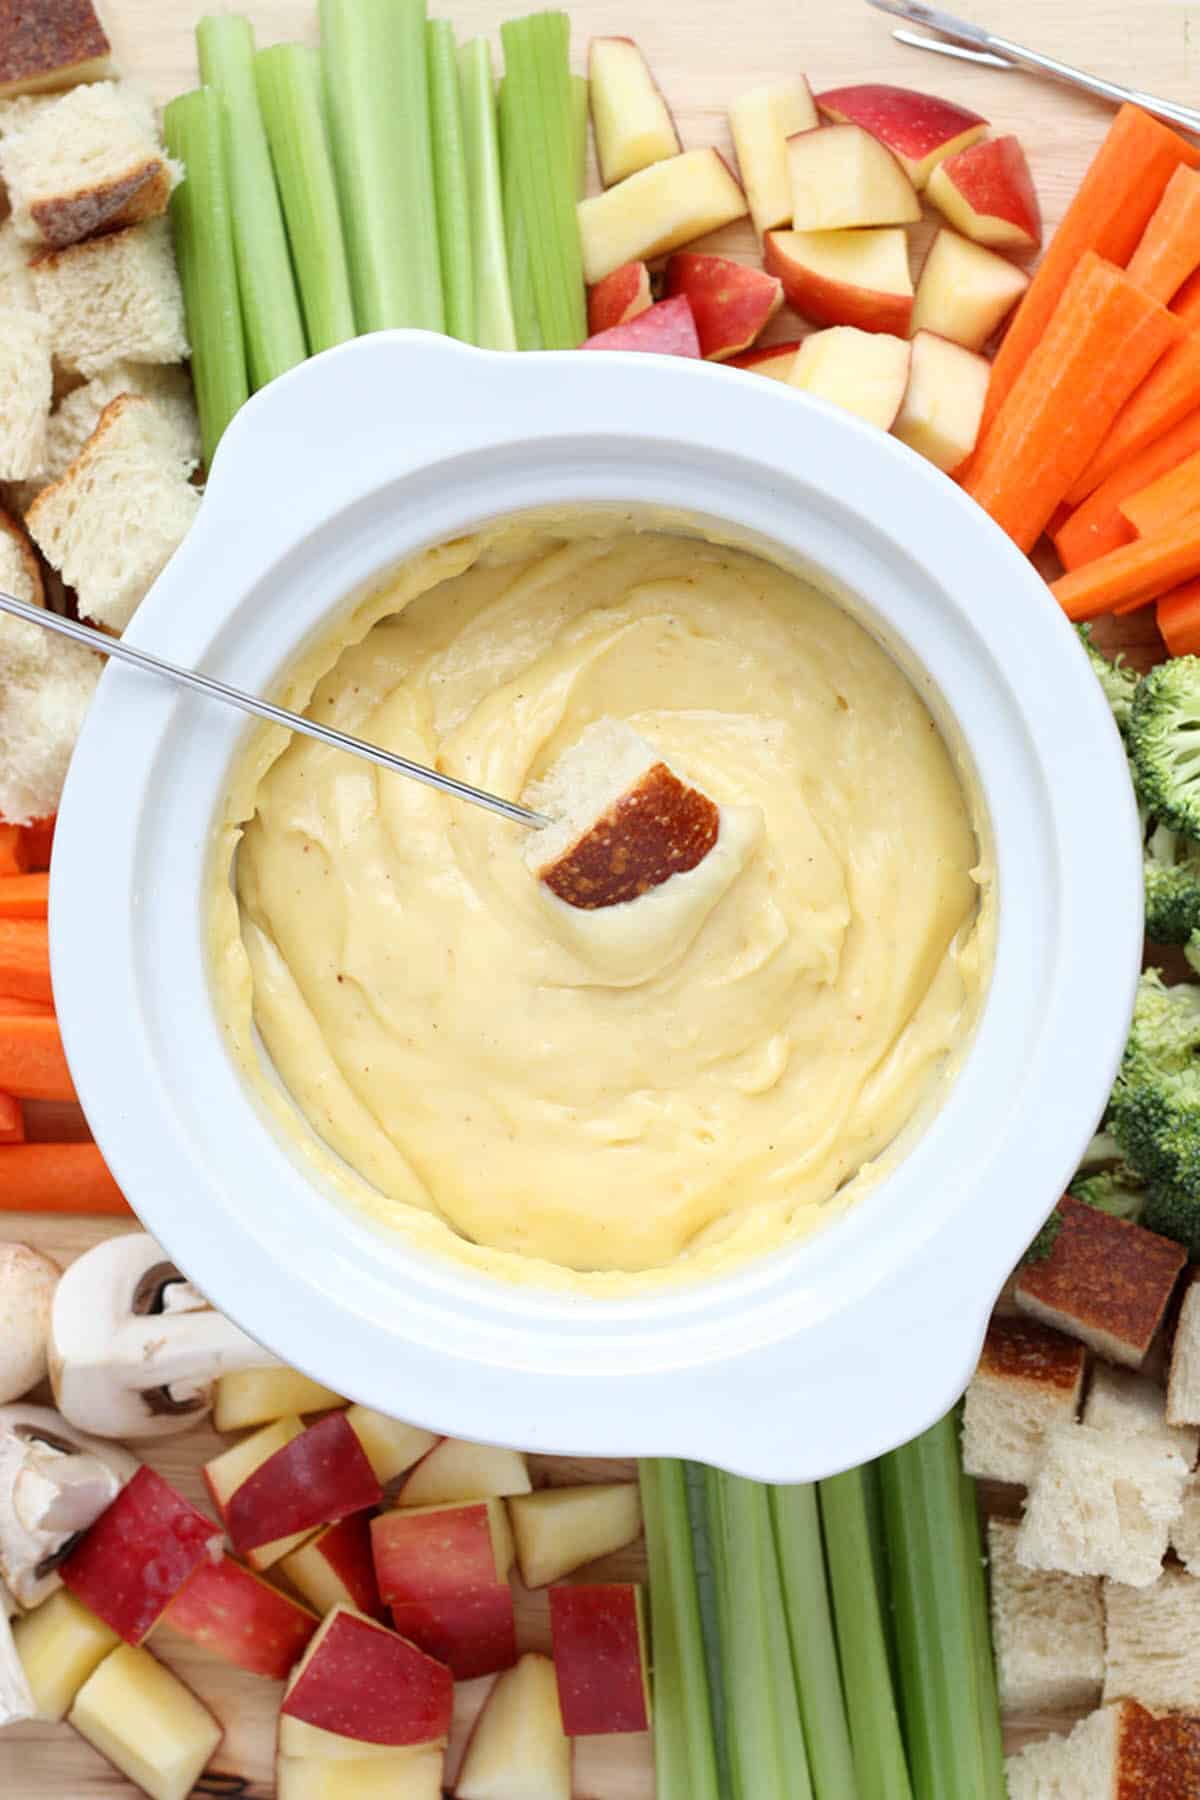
[878, 1411, 1007, 1800]
[456, 38, 516, 351]
[320, 0, 444, 333]
[195, 14, 308, 387]
[770, 1484, 859, 1798]
[426, 19, 474, 343]
[254, 44, 356, 354]
[498, 74, 541, 350]
[818, 1468, 912, 1800]
[638, 1462, 721, 1800]
[571, 71, 589, 198]
[162, 88, 249, 468]
[498, 12, 587, 348]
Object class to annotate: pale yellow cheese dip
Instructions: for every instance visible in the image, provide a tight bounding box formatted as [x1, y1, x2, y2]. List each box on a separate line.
[211, 516, 991, 1293]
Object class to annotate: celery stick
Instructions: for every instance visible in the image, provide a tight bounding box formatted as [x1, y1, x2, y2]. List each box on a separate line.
[426, 20, 474, 344]
[254, 45, 355, 355]
[162, 89, 249, 468]
[639, 1462, 721, 1800]
[321, 0, 444, 333]
[498, 74, 541, 350]
[818, 1468, 912, 1800]
[196, 15, 308, 387]
[879, 1412, 1007, 1800]
[571, 71, 589, 198]
[770, 1485, 859, 1798]
[457, 39, 516, 351]
[499, 12, 587, 348]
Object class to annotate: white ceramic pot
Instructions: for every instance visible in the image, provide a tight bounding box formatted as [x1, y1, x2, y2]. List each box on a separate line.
[51, 332, 1141, 1480]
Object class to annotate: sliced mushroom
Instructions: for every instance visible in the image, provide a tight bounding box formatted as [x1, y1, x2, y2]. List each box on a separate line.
[0, 1575, 34, 1727]
[0, 1243, 60, 1404]
[0, 1404, 137, 1608]
[49, 1233, 282, 1440]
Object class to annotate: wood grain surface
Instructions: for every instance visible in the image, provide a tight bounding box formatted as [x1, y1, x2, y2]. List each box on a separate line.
[2, 0, 1192, 1790]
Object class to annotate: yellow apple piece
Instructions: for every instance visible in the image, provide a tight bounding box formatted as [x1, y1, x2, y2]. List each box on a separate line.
[344, 1405, 439, 1485]
[814, 84, 987, 189]
[456, 1652, 571, 1800]
[588, 37, 680, 188]
[892, 330, 990, 472]
[12, 1587, 119, 1722]
[212, 1367, 344, 1432]
[726, 339, 804, 380]
[577, 148, 748, 284]
[790, 326, 912, 430]
[764, 228, 913, 335]
[507, 1484, 643, 1589]
[68, 1644, 222, 1800]
[789, 123, 920, 230]
[203, 1414, 311, 1570]
[276, 1749, 444, 1798]
[279, 1713, 444, 1761]
[911, 228, 1029, 352]
[729, 77, 818, 236]
[396, 1436, 531, 1507]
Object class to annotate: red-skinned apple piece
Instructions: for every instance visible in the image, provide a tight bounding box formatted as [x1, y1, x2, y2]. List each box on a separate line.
[583, 295, 701, 356]
[588, 38, 680, 188]
[728, 77, 819, 236]
[663, 253, 782, 360]
[764, 228, 913, 334]
[788, 123, 920, 230]
[814, 84, 986, 189]
[455, 1653, 571, 1800]
[225, 1411, 382, 1556]
[726, 339, 803, 380]
[204, 1415, 311, 1571]
[911, 227, 1029, 352]
[390, 1588, 516, 1682]
[587, 261, 653, 335]
[280, 1606, 452, 1747]
[547, 1583, 651, 1736]
[926, 134, 1042, 250]
[59, 1466, 223, 1646]
[161, 1553, 318, 1679]
[371, 1500, 516, 1679]
[282, 1513, 386, 1621]
[892, 330, 990, 473]
[790, 326, 912, 429]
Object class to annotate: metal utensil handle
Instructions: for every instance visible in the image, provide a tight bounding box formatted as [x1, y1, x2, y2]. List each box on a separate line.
[0, 590, 548, 830]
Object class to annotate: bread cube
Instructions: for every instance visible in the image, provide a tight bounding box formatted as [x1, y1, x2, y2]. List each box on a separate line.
[0, 504, 47, 673]
[1006, 1700, 1200, 1799]
[0, 627, 100, 824]
[1103, 1567, 1200, 1714]
[0, 306, 51, 479]
[1172, 1473, 1200, 1574]
[45, 362, 199, 485]
[1169, 1280, 1200, 1429]
[1084, 1362, 1199, 1466]
[0, 1, 113, 100]
[987, 1516, 1103, 1715]
[1016, 1196, 1187, 1368]
[0, 218, 34, 308]
[1016, 1422, 1189, 1588]
[1, 82, 175, 249]
[961, 1314, 1086, 1486]
[31, 218, 188, 377]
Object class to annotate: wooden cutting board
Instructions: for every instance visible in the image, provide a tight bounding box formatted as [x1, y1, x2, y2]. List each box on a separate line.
[2, 0, 1190, 1789]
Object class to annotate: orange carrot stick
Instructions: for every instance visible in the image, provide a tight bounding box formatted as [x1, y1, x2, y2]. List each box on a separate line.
[1064, 330, 1200, 507]
[1174, 268, 1200, 324]
[0, 1094, 23, 1145]
[0, 873, 48, 920]
[1126, 165, 1200, 303]
[0, 917, 51, 1004]
[1051, 513, 1200, 621]
[1158, 577, 1200, 653]
[962, 254, 1183, 553]
[1054, 406, 1200, 569]
[0, 1143, 132, 1215]
[0, 826, 27, 879]
[0, 1015, 74, 1100]
[20, 817, 55, 872]
[975, 106, 1200, 445]
[1119, 448, 1200, 538]
[0, 995, 53, 1019]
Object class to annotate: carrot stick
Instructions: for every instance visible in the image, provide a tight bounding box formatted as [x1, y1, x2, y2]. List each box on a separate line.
[0, 1143, 132, 1215]
[0, 917, 51, 1004]
[1119, 448, 1200, 538]
[962, 254, 1183, 553]
[0, 1094, 23, 1145]
[1054, 405, 1200, 569]
[1051, 512, 1200, 621]
[20, 817, 55, 872]
[0, 1015, 74, 1100]
[0, 873, 48, 920]
[974, 106, 1200, 445]
[1173, 268, 1200, 324]
[0, 995, 53, 1019]
[1064, 329, 1200, 507]
[1158, 577, 1200, 653]
[1125, 165, 1200, 303]
[0, 826, 28, 878]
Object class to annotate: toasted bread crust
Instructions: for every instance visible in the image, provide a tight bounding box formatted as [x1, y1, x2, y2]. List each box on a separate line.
[978, 1313, 1087, 1393]
[1117, 1701, 1200, 1797]
[30, 158, 172, 249]
[0, 1, 111, 96]
[539, 762, 720, 909]
[0, 504, 44, 607]
[1016, 1198, 1186, 1366]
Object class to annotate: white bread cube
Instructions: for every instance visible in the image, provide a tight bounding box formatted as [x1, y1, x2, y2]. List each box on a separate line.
[0, 307, 51, 479]
[27, 393, 200, 632]
[1173, 1474, 1200, 1575]
[1169, 1282, 1200, 1429]
[45, 363, 199, 486]
[0, 506, 46, 676]
[0, 96, 64, 137]
[961, 1314, 1086, 1486]
[1084, 1362, 1199, 1466]
[1104, 1567, 1200, 1714]
[0, 2, 114, 101]
[0, 634, 100, 824]
[0, 219, 35, 309]
[987, 1516, 1103, 1715]
[1006, 1700, 1200, 1799]
[30, 218, 188, 376]
[1017, 1422, 1189, 1588]
[0, 82, 175, 249]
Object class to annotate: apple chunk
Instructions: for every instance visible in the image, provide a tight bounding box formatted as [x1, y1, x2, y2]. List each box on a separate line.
[371, 1500, 516, 1679]
[69, 1644, 223, 1800]
[912, 228, 1029, 352]
[397, 1436, 531, 1507]
[764, 227, 913, 334]
[281, 1513, 385, 1621]
[224, 1410, 382, 1557]
[279, 1712, 441, 1761]
[583, 294, 700, 357]
[577, 148, 748, 284]
[213, 1366, 343, 1433]
[344, 1406, 438, 1487]
[589, 38, 680, 188]
[927, 134, 1042, 250]
[587, 261, 653, 335]
[815, 84, 986, 189]
[59, 1465, 223, 1645]
[508, 1483, 643, 1589]
[161, 1552, 317, 1679]
[548, 1582, 650, 1736]
[663, 253, 782, 359]
[456, 1652, 571, 1800]
[276, 1749, 444, 1799]
[12, 1588, 119, 1722]
[892, 330, 990, 473]
[726, 339, 803, 381]
[729, 77, 819, 236]
[788, 123, 920, 230]
[204, 1414, 311, 1570]
[791, 327, 912, 429]
[281, 1605, 453, 1747]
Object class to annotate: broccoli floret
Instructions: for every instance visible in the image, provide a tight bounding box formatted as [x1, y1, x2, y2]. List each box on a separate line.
[1022, 1209, 1063, 1264]
[1141, 1186, 1200, 1257]
[1106, 974, 1200, 1222]
[1144, 817, 1200, 943]
[1077, 624, 1139, 735]
[1127, 656, 1200, 837]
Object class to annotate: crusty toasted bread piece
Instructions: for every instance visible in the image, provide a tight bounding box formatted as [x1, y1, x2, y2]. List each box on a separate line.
[1016, 1197, 1187, 1368]
[1, 82, 177, 249]
[0, 1, 113, 100]
[961, 1314, 1086, 1486]
[1007, 1700, 1200, 1799]
[30, 217, 188, 376]
[1104, 1568, 1200, 1716]
[1017, 1421, 1188, 1588]
[0, 306, 52, 480]
[987, 1516, 1104, 1716]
